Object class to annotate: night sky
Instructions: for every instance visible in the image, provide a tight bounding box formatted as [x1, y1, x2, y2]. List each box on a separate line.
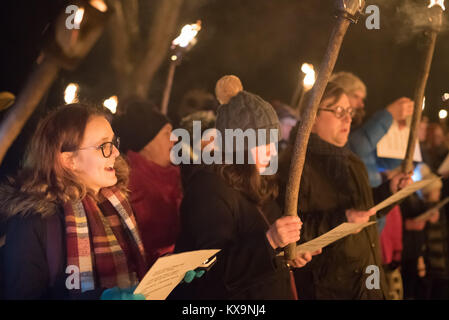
[1, 0, 449, 176]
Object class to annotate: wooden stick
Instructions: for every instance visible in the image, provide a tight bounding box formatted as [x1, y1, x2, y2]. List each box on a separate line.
[0, 57, 59, 165]
[402, 7, 443, 174]
[161, 60, 177, 115]
[284, 15, 351, 260]
[290, 73, 305, 108]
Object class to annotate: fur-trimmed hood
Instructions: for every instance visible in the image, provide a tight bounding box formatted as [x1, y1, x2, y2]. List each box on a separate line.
[0, 181, 60, 222]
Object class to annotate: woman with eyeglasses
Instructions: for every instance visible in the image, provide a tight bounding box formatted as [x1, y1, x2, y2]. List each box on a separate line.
[278, 82, 411, 299]
[0, 104, 149, 299]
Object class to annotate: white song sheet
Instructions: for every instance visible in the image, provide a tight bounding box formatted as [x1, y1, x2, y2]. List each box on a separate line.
[296, 221, 376, 254]
[134, 249, 220, 300]
[413, 197, 449, 222]
[377, 120, 422, 162]
[370, 177, 440, 212]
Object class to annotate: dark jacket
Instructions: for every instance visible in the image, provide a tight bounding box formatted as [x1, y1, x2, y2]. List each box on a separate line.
[0, 183, 103, 300]
[278, 134, 390, 300]
[169, 168, 293, 300]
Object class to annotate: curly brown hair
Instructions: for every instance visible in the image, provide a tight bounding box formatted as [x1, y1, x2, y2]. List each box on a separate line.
[15, 104, 129, 204]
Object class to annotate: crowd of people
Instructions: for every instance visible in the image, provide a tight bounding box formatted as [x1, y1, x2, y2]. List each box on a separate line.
[0, 73, 448, 300]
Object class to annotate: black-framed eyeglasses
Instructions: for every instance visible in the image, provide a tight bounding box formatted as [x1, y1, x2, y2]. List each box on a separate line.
[318, 106, 355, 119]
[65, 136, 120, 158]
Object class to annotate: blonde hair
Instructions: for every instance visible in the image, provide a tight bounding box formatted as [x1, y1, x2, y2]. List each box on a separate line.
[330, 72, 367, 96]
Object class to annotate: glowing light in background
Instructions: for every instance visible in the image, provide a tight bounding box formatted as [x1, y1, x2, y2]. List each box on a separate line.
[64, 83, 79, 104]
[103, 95, 118, 114]
[301, 63, 316, 90]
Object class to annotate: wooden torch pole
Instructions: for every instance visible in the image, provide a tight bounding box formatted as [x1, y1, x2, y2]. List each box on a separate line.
[284, 0, 366, 260]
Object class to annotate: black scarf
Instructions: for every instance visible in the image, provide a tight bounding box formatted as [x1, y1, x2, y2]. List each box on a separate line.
[307, 133, 356, 201]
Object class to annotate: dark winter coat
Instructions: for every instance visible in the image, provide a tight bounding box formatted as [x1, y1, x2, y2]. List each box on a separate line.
[278, 134, 390, 300]
[0, 183, 103, 300]
[169, 168, 293, 300]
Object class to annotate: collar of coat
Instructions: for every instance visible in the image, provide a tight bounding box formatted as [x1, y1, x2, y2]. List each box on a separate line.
[307, 133, 352, 158]
[0, 180, 59, 222]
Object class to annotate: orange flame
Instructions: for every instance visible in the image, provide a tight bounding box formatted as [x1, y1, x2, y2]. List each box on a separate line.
[428, 0, 446, 11]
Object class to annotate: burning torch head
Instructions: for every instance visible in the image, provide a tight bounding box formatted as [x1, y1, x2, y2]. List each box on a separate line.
[427, 0, 445, 31]
[335, 0, 366, 23]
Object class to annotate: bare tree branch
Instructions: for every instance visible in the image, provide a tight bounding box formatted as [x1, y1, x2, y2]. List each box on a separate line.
[132, 0, 184, 98]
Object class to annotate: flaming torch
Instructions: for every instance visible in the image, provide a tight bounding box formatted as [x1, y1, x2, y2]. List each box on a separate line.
[283, 0, 366, 260]
[290, 63, 316, 113]
[0, 0, 109, 165]
[160, 21, 202, 115]
[402, 0, 445, 174]
[297, 63, 316, 116]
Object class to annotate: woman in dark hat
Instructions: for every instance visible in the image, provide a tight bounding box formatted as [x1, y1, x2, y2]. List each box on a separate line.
[113, 101, 183, 269]
[169, 76, 314, 300]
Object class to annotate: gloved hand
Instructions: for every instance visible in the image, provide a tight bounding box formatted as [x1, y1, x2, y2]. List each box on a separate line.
[183, 269, 206, 283]
[100, 285, 146, 300]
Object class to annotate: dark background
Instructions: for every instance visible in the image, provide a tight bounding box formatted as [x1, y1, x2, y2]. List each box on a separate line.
[1, 0, 448, 176]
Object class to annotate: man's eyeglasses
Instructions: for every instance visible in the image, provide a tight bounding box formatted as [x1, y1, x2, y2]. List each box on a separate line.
[63, 136, 120, 158]
[318, 106, 355, 119]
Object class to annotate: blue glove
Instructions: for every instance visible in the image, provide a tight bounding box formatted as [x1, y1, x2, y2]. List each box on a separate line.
[100, 285, 146, 300]
[183, 269, 206, 283]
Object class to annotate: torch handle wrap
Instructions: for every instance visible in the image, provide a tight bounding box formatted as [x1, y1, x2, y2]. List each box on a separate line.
[402, 30, 438, 174]
[283, 16, 351, 260]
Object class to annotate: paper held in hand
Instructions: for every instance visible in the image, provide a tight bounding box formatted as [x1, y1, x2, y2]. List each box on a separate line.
[438, 153, 449, 176]
[376, 120, 422, 162]
[370, 177, 441, 212]
[295, 221, 376, 254]
[134, 249, 220, 300]
[413, 197, 449, 222]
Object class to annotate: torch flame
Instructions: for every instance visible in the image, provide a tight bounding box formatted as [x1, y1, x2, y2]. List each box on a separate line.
[89, 0, 108, 12]
[64, 83, 79, 104]
[428, 0, 446, 11]
[103, 96, 118, 114]
[172, 21, 202, 48]
[301, 63, 316, 90]
[74, 7, 85, 27]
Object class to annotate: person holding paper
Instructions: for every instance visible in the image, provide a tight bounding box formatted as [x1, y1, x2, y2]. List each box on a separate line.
[169, 76, 314, 300]
[278, 82, 411, 299]
[1, 105, 147, 299]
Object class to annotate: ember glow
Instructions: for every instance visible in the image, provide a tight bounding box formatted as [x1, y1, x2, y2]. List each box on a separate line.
[428, 0, 446, 11]
[301, 63, 316, 90]
[172, 21, 202, 48]
[64, 83, 79, 104]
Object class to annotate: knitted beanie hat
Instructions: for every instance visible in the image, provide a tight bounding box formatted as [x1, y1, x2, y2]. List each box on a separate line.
[215, 75, 280, 151]
[112, 100, 170, 153]
[330, 71, 367, 96]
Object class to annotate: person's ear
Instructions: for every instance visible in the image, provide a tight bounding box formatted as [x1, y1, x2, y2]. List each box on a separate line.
[60, 152, 76, 171]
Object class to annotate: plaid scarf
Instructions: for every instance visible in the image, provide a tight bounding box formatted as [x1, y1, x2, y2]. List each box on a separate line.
[64, 186, 147, 292]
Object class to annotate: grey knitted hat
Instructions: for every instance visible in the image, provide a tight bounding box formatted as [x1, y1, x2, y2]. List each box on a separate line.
[215, 90, 280, 151]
